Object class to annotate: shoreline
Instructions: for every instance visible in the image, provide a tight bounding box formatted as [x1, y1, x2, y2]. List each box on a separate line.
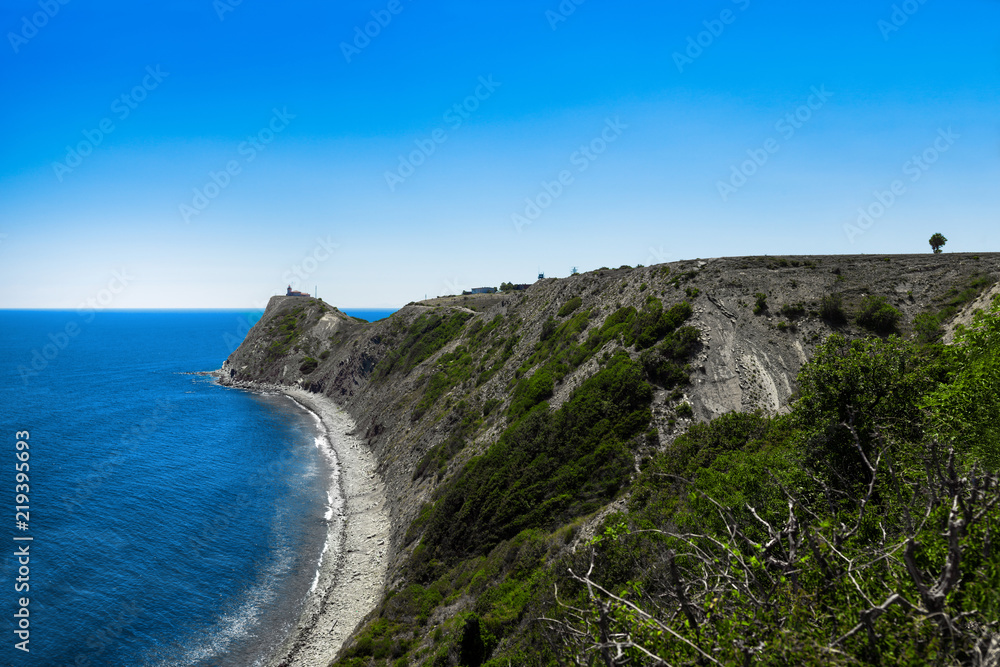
[214, 375, 390, 667]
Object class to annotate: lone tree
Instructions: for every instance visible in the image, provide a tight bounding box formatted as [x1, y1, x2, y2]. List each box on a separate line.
[929, 232, 947, 253]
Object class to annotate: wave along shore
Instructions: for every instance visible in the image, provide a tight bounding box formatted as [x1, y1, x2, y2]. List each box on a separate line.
[215, 375, 391, 667]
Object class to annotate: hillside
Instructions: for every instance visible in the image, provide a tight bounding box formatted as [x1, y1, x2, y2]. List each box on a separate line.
[220, 253, 1000, 666]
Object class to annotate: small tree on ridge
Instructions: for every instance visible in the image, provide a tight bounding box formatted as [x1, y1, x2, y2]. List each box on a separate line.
[929, 232, 947, 253]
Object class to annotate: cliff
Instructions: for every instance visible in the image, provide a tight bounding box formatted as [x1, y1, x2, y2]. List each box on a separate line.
[220, 253, 999, 665]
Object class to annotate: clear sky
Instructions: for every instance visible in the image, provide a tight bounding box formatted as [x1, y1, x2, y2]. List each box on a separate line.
[1, 0, 998, 308]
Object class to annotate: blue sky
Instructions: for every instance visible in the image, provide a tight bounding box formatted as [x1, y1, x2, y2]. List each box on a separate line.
[1, 0, 998, 308]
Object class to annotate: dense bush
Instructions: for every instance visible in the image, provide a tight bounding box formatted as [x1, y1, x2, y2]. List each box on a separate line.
[541, 310, 1000, 667]
[819, 292, 847, 325]
[753, 292, 768, 315]
[793, 333, 930, 489]
[557, 297, 582, 317]
[926, 296, 1000, 466]
[855, 294, 901, 334]
[778, 302, 806, 319]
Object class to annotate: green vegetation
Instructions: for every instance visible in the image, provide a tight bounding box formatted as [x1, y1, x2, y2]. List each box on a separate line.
[375, 311, 474, 379]
[264, 306, 307, 362]
[339, 300, 702, 666]
[329, 264, 1000, 667]
[778, 302, 806, 320]
[299, 357, 319, 374]
[925, 295, 1000, 466]
[753, 292, 768, 315]
[535, 300, 1000, 666]
[914, 272, 994, 346]
[820, 292, 847, 325]
[416, 352, 652, 571]
[508, 296, 694, 420]
[929, 232, 947, 253]
[556, 296, 582, 317]
[855, 294, 901, 334]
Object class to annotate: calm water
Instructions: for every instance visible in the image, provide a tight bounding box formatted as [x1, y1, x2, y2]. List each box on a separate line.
[0, 309, 390, 666]
[340, 309, 395, 322]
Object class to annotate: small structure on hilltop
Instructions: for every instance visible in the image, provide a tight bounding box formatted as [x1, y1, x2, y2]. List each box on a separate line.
[469, 287, 497, 294]
[286, 285, 311, 297]
[499, 282, 533, 292]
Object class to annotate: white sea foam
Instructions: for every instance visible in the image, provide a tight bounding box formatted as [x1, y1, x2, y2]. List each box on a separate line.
[144, 393, 344, 667]
[145, 516, 297, 667]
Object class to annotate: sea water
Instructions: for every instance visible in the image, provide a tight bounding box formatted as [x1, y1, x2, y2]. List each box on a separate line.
[0, 309, 390, 666]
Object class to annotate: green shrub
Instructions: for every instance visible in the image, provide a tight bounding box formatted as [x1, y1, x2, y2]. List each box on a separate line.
[539, 316, 558, 341]
[778, 302, 805, 320]
[856, 295, 901, 334]
[819, 293, 847, 325]
[557, 297, 582, 317]
[793, 333, 929, 490]
[299, 357, 319, 374]
[925, 297, 1000, 465]
[753, 293, 768, 315]
[676, 402, 693, 418]
[508, 369, 554, 420]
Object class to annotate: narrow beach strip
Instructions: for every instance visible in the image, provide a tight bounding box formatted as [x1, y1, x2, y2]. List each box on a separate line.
[261, 386, 390, 667]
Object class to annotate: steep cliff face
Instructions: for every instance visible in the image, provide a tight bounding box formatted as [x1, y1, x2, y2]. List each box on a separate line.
[220, 253, 999, 663]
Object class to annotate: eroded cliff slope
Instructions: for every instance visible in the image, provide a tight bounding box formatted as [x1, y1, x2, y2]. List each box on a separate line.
[220, 253, 999, 666]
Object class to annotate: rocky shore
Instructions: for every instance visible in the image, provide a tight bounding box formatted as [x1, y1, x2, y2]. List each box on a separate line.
[213, 373, 390, 667]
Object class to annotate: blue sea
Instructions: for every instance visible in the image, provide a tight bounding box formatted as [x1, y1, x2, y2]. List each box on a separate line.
[340, 309, 395, 323]
[0, 308, 393, 666]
